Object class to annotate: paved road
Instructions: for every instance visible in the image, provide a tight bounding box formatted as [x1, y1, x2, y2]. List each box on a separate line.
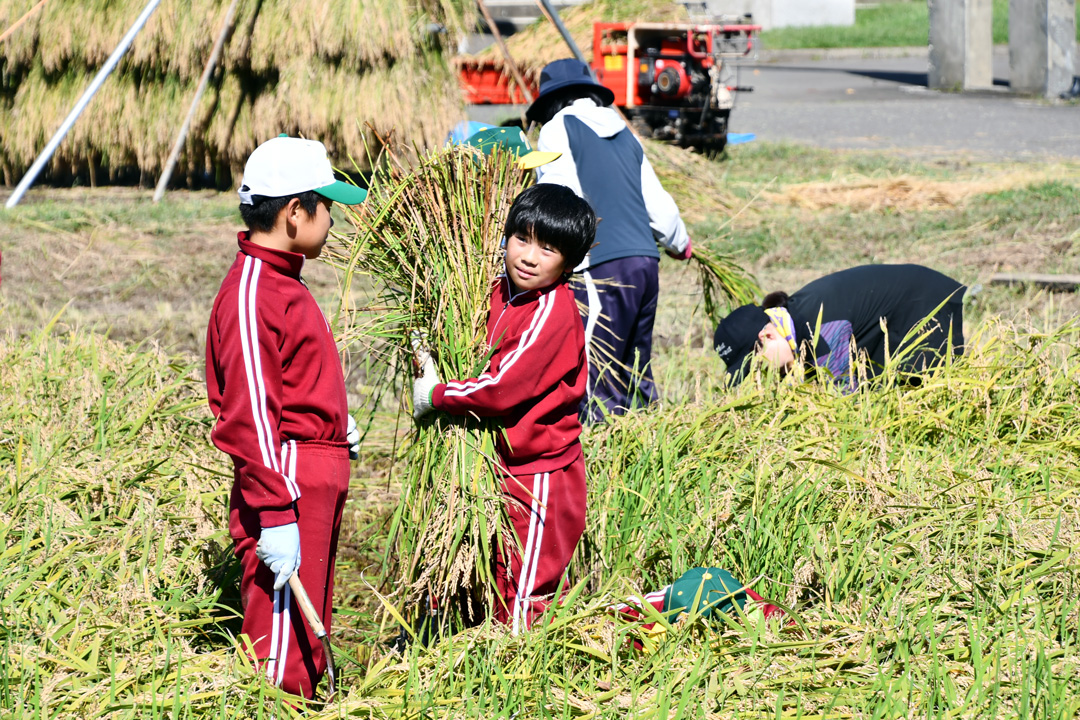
[729, 49, 1080, 160]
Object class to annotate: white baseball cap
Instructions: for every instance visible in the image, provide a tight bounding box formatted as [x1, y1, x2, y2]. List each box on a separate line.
[238, 135, 367, 205]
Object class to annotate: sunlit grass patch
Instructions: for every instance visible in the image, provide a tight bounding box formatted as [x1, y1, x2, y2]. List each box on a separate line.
[0, 325, 263, 716]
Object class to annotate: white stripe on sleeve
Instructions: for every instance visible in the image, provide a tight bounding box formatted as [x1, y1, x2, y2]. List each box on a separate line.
[443, 294, 555, 398]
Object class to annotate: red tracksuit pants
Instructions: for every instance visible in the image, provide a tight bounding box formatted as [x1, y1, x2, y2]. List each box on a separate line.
[493, 457, 587, 634]
[229, 440, 350, 699]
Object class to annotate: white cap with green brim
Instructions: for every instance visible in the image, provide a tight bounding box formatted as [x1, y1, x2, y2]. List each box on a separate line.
[238, 135, 368, 206]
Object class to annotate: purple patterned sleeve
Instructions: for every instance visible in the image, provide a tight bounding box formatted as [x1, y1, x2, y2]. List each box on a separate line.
[816, 320, 857, 393]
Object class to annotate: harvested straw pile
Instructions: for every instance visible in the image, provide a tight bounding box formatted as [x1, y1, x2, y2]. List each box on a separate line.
[325, 144, 531, 625]
[462, 0, 688, 81]
[0, 0, 472, 186]
[766, 171, 1071, 212]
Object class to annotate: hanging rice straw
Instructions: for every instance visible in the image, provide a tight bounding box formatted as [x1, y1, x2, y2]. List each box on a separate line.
[691, 244, 761, 326]
[327, 143, 530, 627]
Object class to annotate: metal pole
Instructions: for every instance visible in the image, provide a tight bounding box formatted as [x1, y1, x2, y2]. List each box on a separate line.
[477, 0, 534, 104]
[0, 0, 51, 45]
[6, 0, 163, 208]
[536, 0, 591, 71]
[153, 0, 239, 203]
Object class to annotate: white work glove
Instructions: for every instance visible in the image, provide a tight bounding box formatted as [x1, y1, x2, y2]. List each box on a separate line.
[411, 330, 440, 420]
[255, 522, 301, 591]
[346, 414, 360, 460]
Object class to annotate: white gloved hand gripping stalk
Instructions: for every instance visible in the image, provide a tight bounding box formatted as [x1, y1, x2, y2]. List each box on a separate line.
[411, 330, 441, 419]
[255, 522, 301, 590]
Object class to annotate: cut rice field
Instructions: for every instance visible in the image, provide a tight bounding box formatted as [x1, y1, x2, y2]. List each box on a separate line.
[1, 141, 1079, 717]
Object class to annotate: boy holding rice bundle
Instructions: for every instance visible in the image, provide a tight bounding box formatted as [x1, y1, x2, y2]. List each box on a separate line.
[412, 183, 596, 633]
[205, 136, 366, 698]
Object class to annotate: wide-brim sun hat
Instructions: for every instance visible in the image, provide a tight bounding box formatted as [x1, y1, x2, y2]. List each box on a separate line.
[525, 58, 616, 123]
[239, 135, 367, 206]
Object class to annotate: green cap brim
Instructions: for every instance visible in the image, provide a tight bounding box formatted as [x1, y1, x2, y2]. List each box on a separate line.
[314, 180, 368, 205]
[517, 150, 562, 170]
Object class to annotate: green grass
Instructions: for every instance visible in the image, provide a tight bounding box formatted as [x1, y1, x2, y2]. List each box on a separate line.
[2, 142, 1080, 717]
[760, 0, 1080, 50]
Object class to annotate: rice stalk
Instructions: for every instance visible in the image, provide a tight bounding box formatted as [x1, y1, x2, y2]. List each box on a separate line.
[325, 143, 531, 626]
[690, 243, 761, 325]
[0, 0, 473, 183]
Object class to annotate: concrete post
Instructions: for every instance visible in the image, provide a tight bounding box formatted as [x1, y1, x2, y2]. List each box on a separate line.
[964, 0, 993, 88]
[929, 0, 993, 90]
[1010, 0, 1077, 97]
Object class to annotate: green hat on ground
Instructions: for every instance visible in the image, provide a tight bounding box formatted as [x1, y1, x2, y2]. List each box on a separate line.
[463, 127, 561, 170]
[664, 567, 748, 621]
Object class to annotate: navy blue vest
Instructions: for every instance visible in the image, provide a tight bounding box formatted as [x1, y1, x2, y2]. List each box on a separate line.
[565, 115, 659, 266]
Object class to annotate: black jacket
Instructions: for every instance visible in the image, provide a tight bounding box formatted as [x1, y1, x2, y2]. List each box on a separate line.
[786, 264, 966, 375]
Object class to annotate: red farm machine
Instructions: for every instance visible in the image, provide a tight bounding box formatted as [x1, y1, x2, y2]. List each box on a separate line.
[459, 19, 760, 152]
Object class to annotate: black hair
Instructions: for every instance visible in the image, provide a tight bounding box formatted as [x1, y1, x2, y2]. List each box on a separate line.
[239, 190, 322, 233]
[535, 87, 611, 125]
[762, 290, 790, 309]
[503, 184, 597, 274]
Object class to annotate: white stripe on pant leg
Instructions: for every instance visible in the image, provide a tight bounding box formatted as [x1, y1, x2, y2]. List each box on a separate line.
[582, 270, 601, 399]
[288, 440, 298, 499]
[280, 439, 299, 500]
[276, 583, 292, 686]
[267, 587, 282, 681]
[522, 472, 550, 620]
[512, 473, 543, 636]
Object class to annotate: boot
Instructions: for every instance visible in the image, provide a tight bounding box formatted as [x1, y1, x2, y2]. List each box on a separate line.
[1062, 76, 1080, 100]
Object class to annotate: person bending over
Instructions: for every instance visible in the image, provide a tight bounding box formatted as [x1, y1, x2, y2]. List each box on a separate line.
[714, 264, 966, 391]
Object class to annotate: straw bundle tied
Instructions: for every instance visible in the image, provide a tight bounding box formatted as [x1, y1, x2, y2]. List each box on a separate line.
[0, 0, 473, 184]
[326, 145, 531, 625]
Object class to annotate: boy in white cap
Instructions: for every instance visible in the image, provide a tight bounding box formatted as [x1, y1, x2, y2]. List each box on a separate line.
[205, 136, 366, 699]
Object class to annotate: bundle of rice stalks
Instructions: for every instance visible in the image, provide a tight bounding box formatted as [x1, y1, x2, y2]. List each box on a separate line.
[324, 145, 531, 626]
[691, 244, 760, 325]
[0, 0, 473, 185]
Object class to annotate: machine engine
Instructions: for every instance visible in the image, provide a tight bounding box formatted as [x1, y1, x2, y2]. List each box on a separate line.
[592, 22, 756, 152]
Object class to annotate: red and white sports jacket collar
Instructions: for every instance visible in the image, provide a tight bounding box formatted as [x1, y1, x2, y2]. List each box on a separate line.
[499, 273, 563, 305]
[237, 231, 305, 279]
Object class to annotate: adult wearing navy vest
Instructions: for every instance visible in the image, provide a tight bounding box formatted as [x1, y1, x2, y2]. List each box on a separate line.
[527, 59, 691, 424]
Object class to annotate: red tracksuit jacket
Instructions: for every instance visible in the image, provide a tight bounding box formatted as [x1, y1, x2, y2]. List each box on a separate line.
[205, 234, 349, 527]
[433, 275, 586, 473]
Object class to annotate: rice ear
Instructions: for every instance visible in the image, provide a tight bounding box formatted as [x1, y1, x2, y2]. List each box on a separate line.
[327, 140, 530, 627]
[0, 0, 473, 184]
